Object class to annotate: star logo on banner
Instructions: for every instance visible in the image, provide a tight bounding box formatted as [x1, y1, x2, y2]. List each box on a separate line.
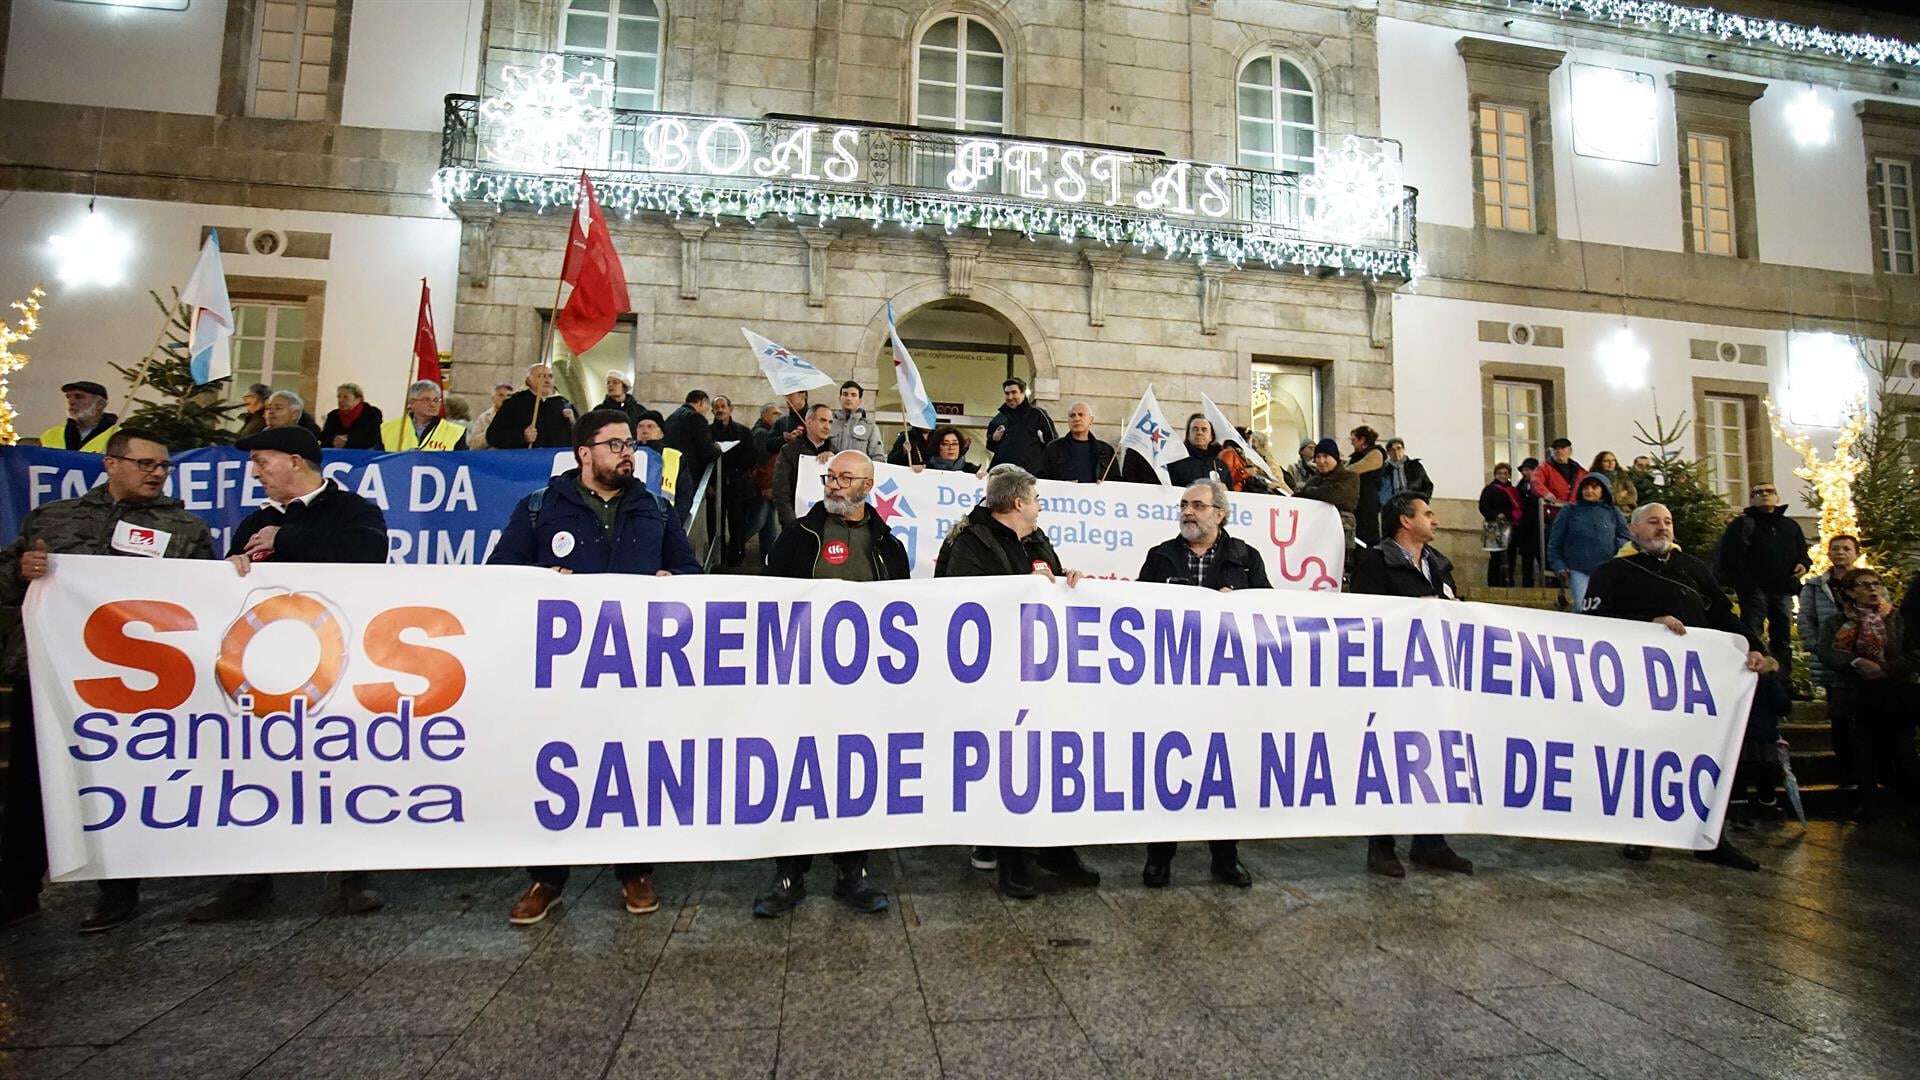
[872, 478, 914, 523]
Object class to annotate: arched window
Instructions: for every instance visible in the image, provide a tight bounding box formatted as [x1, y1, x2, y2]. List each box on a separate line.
[560, 0, 663, 111]
[914, 14, 1006, 133]
[1237, 53, 1315, 174]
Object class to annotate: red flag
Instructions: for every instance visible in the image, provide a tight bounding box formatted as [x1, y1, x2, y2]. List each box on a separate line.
[555, 172, 631, 356]
[412, 279, 442, 386]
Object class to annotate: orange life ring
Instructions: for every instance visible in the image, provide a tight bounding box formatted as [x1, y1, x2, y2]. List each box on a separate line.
[216, 593, 348, 712]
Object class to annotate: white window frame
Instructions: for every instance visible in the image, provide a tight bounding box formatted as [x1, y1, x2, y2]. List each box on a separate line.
[229, 300, 309, 402]
[1488, 378, 1545, 470]
[1477, 103, 1535, 233]
[1702, 394, 1750, 499]
[1236, 53, 1317, 175]
[1875, 156, 1916, 275]
[911, 13, 1007, 134]
[248, 0, 337, 121]
[559, 0, 664, 112]
[1251, 360, 1323, 452]
[1687, 131, 1737, 256]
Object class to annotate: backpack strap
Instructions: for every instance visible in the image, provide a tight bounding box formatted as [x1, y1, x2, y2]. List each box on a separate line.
[526, 488, 546, 535]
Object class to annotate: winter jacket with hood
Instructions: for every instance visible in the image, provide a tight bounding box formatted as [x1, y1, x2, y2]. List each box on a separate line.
[1798, 569, 1848, 686]
[1713, 505, 1811, 595]
[936, 503, 1064, 578]
[766, 501, 910, 581]
[489, 469, 700, 575]
[1546, 474, 1631, 576]
[985, 400, 1058, 473]
[828, 408, 886, 458]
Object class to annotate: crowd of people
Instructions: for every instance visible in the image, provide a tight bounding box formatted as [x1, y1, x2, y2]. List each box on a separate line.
[4, 373, 1912, 935]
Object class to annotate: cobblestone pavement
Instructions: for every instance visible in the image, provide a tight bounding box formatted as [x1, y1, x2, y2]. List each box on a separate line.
[0, 820, 1915, 1079]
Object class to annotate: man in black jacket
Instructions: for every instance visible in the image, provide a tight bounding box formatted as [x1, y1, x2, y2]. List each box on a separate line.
[1040, 401, 1115, 483]
[1136, 478, 1265, 888]
[663, 390, 721, 525]
[772, 404, 834, 531]
[1586, 502, 1774, 870]
[1348, 493, 1474, 878]
[1712, 482, 1810, 676]
[712, 395, 755, 566]
[984, 378, 1056, 473]
[754, 451, 905, 919]
[191, 426, 389, 921]
[486, 363, 576, 449]
[936, 465, 1100, 898]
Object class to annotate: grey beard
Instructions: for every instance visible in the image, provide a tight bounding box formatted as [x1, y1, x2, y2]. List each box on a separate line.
[823, 494, 862, 516]
[1639, 536, 1672, 555]
[1179, 520, 1211, 544]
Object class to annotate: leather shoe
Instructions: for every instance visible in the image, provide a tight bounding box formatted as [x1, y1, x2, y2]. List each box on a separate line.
[1410, 846, 1473, 875]
[1695, 840, 1760, 872]
[1141, 861, 1171, 888]
[1211, 860, 1253, 887]
[1034, 849, 1100, 887]
[508, 882, 563, 925]
[622, 875, 660, 914]
[1366, 840, 1405, 878]
[80, 884, 140, 934]
[753, 875, 806, 918]
[1620, 845, 1652, 862]
[997, 854, 1037, 899]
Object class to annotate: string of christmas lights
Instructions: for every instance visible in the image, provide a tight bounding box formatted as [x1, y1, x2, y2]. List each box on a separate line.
[0, 286, 45, 446]
[433, 168, 1421, 279]
[1766, 395, 1868, 575]
[1512, 0, 1920, 68]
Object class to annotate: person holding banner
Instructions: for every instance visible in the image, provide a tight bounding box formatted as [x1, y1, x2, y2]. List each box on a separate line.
[1136, 479, 1265, 888]
[936, 465, 1100, 898]
[490, 409, 702, 925]
[752, 450, 906, 918]
[1, 428, 215, 933]
[1584, 502, 1772, 870]
[189, 426, 391, 921]
[380, 380, 468, 452]
[1040, 402, 1115, 484]
[1349, 492, 1477, 879]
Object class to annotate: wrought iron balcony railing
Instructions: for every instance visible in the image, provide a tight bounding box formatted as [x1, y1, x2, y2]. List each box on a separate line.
[435, 92, 1418, 279]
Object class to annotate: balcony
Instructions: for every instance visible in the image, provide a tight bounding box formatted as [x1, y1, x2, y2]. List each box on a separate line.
[435, 83, 1418, 280]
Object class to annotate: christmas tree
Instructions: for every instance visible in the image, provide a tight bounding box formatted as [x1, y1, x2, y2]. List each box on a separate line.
[1843, 338, 1920, 585]
[1629, 406, 1733, 556]
[109, 290, 242, 448]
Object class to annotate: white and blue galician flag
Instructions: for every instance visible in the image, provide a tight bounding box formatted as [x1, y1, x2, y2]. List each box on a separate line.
[1119, 384, 1188, 485]
[1200, 391, 1278, 483]
[179, 233, 233, 386]
[742, 327, 835, 396]
[886, 299, 937, 430]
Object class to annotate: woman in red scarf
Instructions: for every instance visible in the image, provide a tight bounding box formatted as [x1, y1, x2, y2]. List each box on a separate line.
[320, 382, 385, 449]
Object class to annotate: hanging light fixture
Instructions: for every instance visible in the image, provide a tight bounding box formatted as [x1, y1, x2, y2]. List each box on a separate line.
[48, 203, 133, 289]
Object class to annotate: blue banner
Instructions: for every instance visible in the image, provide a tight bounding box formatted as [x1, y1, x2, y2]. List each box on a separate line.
[1, 446, 678, 564]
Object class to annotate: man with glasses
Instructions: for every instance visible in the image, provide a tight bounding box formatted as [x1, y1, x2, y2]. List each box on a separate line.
[1713, 482, 1810, 676]
[489, 409, 701, 925]
[1135, 478, 1267, 887]
[380, 380, 467, 451]
[1, 428, 216, 933]
[753, 450, 906, 918]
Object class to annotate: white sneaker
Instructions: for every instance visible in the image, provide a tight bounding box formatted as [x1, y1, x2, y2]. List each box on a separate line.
[969, 847, 997, 871]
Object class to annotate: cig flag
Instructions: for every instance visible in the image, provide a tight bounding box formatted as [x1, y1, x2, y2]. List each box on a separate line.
[887, 300, 937, 430]
[179, 234, 233, 387]
[1199, 391, 1276, 481]
[413, 280, 443, 392]
[742, 328, 834, 396]
[554, 172, 631, 356]
[1119, 385, 1188, 485]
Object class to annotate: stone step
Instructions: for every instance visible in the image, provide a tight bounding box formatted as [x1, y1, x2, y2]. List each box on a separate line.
[1781, 720, 1832, 754]
[1785, 749, 1843, 787]
[1458, 586, 1566, 611]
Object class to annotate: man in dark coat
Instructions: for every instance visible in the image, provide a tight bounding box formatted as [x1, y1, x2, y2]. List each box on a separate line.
[491, 409, 700, 925]
[711, 395, 756, 566]
[772, 403, 834, 531]
[0, 428, 217, 934]
[1136, 478, 1267, 888]
[754, 450, 906, 919]
[319, 383, 384, 449]
[1040, 401, 1116, 483]
[1585, 501, 1774, 870]
[662, 390, 721, 525]
[984, 378, 1056, 473]
[1348, 493, 1475, 879]
[189, 426, 389, 922]
[1712, 481, 1810, 676]
[936, 465, 1100, 898]
[1166, 413, 1223, 487]
[486, 363, 576, 449]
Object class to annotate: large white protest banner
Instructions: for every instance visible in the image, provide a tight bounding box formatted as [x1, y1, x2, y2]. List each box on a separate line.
[28, 558, 1755, 880]
[796, 461, 1346, 588]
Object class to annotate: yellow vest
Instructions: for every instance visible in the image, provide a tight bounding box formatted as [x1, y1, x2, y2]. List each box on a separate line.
[381, 417, 466, 451]
[40, 421, 119, 453]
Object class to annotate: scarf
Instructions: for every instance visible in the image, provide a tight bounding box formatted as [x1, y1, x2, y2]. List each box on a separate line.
[337, 401, 366, 428]
[927, 456, 968, 471]
[1838, 608, 1888, 665]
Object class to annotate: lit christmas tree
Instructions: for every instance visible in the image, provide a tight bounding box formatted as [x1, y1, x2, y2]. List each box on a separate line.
[0, 286, 44, 446]
[1767, 397, 1868, 575]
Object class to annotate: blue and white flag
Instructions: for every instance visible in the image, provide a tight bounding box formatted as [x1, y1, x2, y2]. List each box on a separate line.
[179, 234, 233, 386]
[1200, 391, 1278, 485]
[1119, 385, 1188, 485]
[887, 300, 937, 430]
[742, 327, 834, 396]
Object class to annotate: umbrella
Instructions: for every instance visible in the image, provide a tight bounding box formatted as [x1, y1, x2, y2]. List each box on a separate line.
[1774, 738, 1807, 824]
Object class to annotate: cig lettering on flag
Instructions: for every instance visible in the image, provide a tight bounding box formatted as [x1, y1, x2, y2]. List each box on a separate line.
[1119, 385, 1188, 485]
[179, 234, 233, 387]
[887, 300, 937, 430]
[742, 328, 834, 395]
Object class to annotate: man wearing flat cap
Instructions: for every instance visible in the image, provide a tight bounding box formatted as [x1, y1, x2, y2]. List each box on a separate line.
[41, 380, 119, 453]
[186, 425, 391, 922]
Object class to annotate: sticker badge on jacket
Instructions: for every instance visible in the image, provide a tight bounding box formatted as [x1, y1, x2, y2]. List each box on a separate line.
[551, 531, 576, 558]
[823, 539, 850, 565]
[110, 520, 170, 557]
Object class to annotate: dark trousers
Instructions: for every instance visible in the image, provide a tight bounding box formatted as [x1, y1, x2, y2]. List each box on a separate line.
[1486, 546, 1515, 587]
[1354, 505, 1381, 547]
[1370, 834, 1449, 853]
[1144, 840, 1238, 868]
[5, 683, 139, 908]
[1826, 683, 1854, 781]
[1848, 688, 1919, 800]
[530, 864, 652, 889]
[1738, 588, 1795, 676]
[721, 485, 753, 565]
[775, 851, 866, 879]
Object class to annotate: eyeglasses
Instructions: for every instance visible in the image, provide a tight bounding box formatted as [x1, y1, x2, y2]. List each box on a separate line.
[587, 438, 640, 454]
[106, 454, 173, 474]
[824, 472, 870, 487]
[1178, 499, 1219, 512]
